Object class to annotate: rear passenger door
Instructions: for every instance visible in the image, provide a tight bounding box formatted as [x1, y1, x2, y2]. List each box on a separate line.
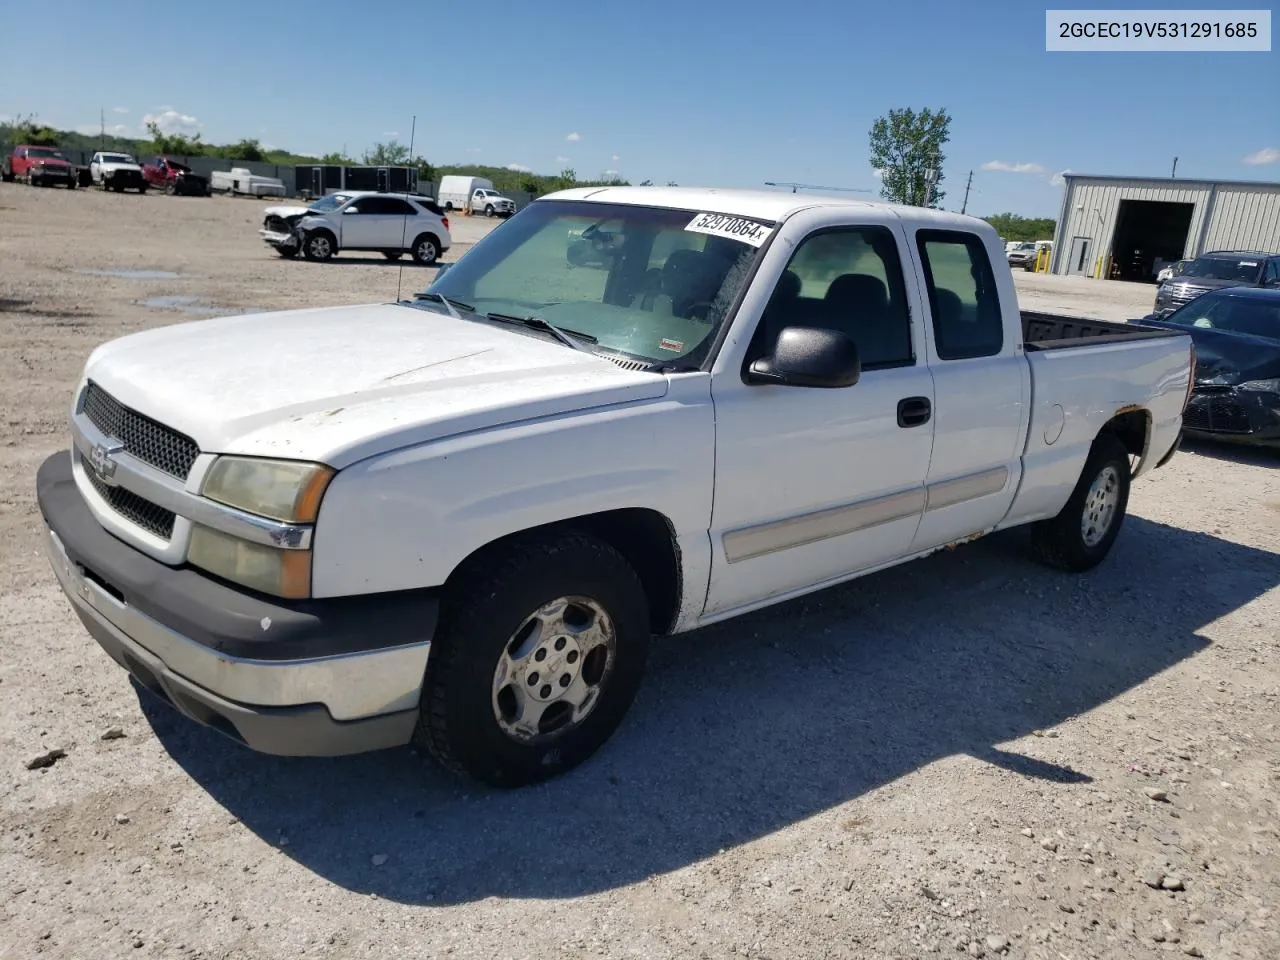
[706, 214, 935, 616]
[907, 229, 1027, 552]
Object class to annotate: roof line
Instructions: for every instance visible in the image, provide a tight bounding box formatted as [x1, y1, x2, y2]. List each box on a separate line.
[1063, 173, 1280, 189]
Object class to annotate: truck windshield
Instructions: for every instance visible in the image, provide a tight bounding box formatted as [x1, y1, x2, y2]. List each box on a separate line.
[418, 200, 771, 366]
[101, 154, 135, 164]
[27, 147, 67, 160]
[1181, 257, 1264, 282]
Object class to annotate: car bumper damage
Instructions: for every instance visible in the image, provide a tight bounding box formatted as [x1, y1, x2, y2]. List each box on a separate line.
[1182, 384, 1280, 445]
[37, 452, 436, 756]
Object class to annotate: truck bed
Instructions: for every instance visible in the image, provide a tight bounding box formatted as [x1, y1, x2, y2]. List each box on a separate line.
[1021, 311, 1180, 352]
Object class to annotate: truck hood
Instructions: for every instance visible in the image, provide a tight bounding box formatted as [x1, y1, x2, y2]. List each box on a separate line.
[82, 302, 669, 467]
[97, 161, 142, 173]
[32, 157, 73, 169]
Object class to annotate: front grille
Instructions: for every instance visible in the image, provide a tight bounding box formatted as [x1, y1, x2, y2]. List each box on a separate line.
[1168, 284, 1209, 305]
[264, 214, 292, 233]
[83, 462, 177, 540]
[82, 382, 200, 480]
[1184, 392, 1252, 434]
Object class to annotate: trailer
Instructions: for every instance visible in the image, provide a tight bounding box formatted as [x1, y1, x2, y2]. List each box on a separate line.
[210, 167, 286, 198]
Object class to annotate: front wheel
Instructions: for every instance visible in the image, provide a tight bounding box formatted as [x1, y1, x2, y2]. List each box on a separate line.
[415, 531, 651, 787]
[302, 231, 335, 261]
[164, 182, 176, 196]
[485, 204, 495, 218]
[1030, 433, 1131, 572]
[276, 245, 299, 259]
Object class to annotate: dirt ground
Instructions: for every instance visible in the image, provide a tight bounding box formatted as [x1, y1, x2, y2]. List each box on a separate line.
[1, 183, 1277, 960]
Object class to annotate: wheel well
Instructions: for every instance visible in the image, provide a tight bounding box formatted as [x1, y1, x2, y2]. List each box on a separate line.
[307, 226, 336, 243]
[1100, 408, 1150, 469]
[450, 509, 682, 636]
[413, 231, 440, 249]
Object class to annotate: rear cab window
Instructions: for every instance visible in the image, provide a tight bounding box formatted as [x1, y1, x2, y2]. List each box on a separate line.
[916, 230, 1004, 360]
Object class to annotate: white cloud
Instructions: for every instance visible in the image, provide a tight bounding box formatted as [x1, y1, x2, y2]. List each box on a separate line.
[382, 131, 399, 138]
[604, 169, 619, 176]
[141, 109, 199, 133]
[565, 132, 581, 141]
[76, 123, 131, 137]
[465, 147, 482, 154]
[611, 153, 620, 161]
[506, 163, 532, 172]
[981, 160, 1046, 174]
[871, 167, 885, 180]
[556, 155, 571, 163]
[112, 107, 129, 115]
[1243, 147, 1280, 165]
[1049, 168, 1072, 187]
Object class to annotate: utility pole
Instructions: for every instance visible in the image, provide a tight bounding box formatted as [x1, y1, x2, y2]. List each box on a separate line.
[961, 169, 973, 214]
[100, 107, 105, 151]
[1171, 156, 1178, 178]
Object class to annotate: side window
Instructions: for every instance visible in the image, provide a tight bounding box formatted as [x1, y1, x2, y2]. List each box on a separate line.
[382, 198, 416, 216]
[917, 230, 1004, 360]
[1265, 260, 1280, 285]
[752, 226, 914, 370]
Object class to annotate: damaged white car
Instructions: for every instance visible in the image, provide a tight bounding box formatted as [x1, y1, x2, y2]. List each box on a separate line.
[259, 191, 452, 264]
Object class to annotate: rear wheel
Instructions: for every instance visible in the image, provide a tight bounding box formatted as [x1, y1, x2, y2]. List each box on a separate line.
[411, 233, 439, 265]
[1031, 433, 1131, 572]
[414, 531, 651, 787]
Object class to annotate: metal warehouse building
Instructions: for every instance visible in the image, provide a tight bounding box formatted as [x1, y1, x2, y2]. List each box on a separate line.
[1049, 174, 1280, 282]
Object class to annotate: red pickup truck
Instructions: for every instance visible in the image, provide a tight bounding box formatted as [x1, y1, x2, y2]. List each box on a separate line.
[142, 156, 211, 196]
[2, 144, 79, 188]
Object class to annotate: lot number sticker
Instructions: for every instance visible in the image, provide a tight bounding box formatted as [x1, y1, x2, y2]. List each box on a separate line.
[685, 212, 773, 247]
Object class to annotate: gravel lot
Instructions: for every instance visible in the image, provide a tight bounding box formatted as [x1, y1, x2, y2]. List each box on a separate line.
[1, 183, 1278, 960]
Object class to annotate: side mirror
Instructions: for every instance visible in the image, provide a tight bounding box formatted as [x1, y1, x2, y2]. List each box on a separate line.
[343, 205, 358, 214]
[746, 326, 861, 388]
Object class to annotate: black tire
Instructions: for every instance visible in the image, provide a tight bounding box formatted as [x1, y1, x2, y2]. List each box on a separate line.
[0, 165, 12, 183]
[1030, 433, 1131, 573]
[382, 250, 403, 260]
[484, 204, 495, 218]
[444, 201, 454, 212]
[164, 182, 176, 196]
[276, 245, 299, 259]
[66, 177, 77, 190]
[138, 184, 148, 194]
[301, 230, 336, 261]
[410, 233, 440, 265]
[415, 531, 651, 787]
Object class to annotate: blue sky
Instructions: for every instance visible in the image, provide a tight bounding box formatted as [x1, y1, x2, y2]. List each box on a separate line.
[2, 0, 1276, 216]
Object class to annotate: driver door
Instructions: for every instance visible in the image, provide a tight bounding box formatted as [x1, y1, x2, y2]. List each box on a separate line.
[705, 215, 935, 615]
[340, 196, 394, 248]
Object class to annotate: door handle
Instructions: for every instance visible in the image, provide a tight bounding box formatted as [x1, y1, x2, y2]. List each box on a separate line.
[897, 396, 932, 428]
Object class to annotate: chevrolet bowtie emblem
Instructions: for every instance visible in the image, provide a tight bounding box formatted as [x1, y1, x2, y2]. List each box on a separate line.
[88, 440, 124, 486]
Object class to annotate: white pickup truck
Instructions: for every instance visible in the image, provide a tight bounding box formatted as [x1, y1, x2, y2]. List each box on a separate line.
[37, 187, 1194, 787]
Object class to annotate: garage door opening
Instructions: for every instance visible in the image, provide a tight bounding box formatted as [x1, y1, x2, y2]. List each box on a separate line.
[1109, 200, 1194, 282]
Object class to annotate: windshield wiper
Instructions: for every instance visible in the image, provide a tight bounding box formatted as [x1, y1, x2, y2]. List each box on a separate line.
[485, 312, 598, 351]
[414, 292, 474, 318]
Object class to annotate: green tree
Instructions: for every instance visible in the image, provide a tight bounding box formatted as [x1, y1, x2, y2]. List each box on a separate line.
[869, 107, 951, 207]
[639, 179, 653, 186]
[983, 212, 1056, 242]
[320, 151, 353, 164]
[146, 120, 204, 156]
[4, 113, 60, 146]
[220, 138, 264, 162]
[520, 177, 540, 194]
[413, 156, 434, 182]
[364, 140, 411, 165]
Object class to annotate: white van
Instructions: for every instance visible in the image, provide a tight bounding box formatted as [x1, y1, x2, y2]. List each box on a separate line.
[437, 175, 516, 218]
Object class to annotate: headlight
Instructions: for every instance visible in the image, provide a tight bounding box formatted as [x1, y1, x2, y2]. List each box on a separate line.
[1240, 378, 1280, 394]
[188, 525, 313, 598]
[201, 456, 333, 523]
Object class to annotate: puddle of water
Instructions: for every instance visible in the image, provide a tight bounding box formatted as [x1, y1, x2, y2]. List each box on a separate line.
[76, 268, 186, 280]
[138, 296, 260, 316]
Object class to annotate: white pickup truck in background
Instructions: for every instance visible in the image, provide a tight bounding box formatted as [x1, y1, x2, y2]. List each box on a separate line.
[37, 187, 1194, 787]
[437, 175, 516, 217]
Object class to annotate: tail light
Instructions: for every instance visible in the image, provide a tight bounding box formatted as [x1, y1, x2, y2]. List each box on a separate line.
[1183, 342, 1197, 412]
[442, 217, 449, 230]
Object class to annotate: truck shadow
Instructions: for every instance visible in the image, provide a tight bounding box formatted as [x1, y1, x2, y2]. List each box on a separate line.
[141, 515, 1278, 905]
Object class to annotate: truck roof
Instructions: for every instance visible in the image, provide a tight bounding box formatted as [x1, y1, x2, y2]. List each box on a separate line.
[541, 185, 987, 230]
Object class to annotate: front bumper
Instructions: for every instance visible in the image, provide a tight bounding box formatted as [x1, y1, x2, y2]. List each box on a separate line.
[37, 451, 437, 755]
[104, 169, 146, 189]
[1182, 387, 1280, 445]
[260, 228, 298, 249]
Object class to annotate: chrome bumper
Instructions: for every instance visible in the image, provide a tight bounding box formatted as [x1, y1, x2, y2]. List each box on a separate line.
[45, 525, 428, 755]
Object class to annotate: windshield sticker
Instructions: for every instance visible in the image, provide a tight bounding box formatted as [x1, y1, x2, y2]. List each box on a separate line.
[1238, 261, 1258, 267]
[685, 212, 773, 247]
[658, 338, 685, 352]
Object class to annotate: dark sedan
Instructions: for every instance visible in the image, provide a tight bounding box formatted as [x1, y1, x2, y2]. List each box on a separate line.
[1134, 287, 1280, 446]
